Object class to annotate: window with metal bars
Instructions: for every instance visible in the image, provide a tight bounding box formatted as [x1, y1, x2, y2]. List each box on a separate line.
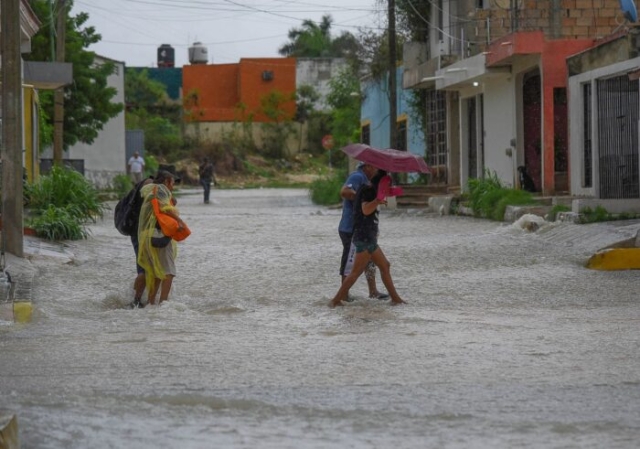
[426, 88, 448, 183]
[396, 119, 407, 152]
[583, 83, 592, 188]
[361, 123, 370, 145]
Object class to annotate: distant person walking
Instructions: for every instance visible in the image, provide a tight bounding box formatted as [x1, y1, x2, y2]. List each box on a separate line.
[128, 151, 145, 184]
[198, 157, 216, 204]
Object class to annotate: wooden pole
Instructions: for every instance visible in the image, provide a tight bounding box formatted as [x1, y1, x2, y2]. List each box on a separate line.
[388, 0, 398, 150]
[53, 0, 67, 165]
[1, 0, 25, 257]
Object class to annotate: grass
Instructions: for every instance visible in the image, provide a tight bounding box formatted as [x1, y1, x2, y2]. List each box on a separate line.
[308, 169, 346, 206]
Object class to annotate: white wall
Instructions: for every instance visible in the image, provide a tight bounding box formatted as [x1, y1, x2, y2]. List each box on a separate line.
[67, 57, 126, 188]
[296, 58, 347, 111]
[482, 76, 517, 188]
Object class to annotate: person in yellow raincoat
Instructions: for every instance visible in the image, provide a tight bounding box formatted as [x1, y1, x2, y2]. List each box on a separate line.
[137, 170, 186, 305]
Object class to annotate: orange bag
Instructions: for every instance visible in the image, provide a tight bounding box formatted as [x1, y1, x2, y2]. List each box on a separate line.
[151, 189, 191, 242]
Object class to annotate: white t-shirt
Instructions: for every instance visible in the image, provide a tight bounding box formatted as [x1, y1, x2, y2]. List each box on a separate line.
[128, 156, 145, 174]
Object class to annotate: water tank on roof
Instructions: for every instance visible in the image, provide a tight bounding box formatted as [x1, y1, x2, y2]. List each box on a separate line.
[188, 42, 209, 65]
[157, 44, 175, 68]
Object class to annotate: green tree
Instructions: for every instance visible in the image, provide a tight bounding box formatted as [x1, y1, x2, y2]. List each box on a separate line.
[326, 67, 361, 149]
[260, 90, 296, 159]
[125, 69, 168, 110]
[124, 69, 183, 158]
[26, 0, 123, 149]
[279, 15, 360, 60]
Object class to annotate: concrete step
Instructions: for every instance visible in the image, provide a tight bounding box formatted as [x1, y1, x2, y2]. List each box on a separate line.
[395, 184, 455, 208]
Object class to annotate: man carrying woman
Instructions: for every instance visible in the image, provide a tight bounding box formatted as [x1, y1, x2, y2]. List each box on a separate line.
[137, 170, 187, 305]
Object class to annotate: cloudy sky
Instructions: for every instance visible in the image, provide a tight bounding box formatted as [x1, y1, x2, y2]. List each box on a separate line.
[71, 0, 386, 67]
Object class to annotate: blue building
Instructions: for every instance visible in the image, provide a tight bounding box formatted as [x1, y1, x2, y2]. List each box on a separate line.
[360, 66, 425, 159]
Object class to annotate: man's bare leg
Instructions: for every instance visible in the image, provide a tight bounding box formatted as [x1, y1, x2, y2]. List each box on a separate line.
[133, 273, 145, 300]
[148, 278, 161, 305]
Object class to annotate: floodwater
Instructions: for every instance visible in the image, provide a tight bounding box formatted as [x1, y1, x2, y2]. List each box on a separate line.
[1, 188, 639, 448]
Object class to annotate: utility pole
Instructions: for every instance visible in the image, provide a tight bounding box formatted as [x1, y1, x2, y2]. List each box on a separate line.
[1, 0, 25, 257]
[53, 0, 67, 165]
[388, 0, 398, 150]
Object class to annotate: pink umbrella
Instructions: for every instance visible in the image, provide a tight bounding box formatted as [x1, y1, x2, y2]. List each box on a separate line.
[341, 143, 431, 174]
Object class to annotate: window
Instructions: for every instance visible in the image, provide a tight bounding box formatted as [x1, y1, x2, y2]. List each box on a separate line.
[396, 119, 407, 152]
[361, 123, 370, 145]
[583, 83, 592, 188]
[426, 88, 448, 183]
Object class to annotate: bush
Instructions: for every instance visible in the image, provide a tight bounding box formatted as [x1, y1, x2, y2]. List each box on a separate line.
[308, 169, 346, 205]
[25, 166, 106, 222]
[24, 166, 106, 240]
[467, 170, 536, 220]
[30, 205, 89, 241]
[548, 204, 571, 222]
[112, 174, 133, 197]
[144, 154, 159, 177]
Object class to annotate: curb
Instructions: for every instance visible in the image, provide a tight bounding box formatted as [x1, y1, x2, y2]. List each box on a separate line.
[2, 252, 36, 324]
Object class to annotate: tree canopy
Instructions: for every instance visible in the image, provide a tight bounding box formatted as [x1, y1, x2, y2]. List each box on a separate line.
[26, 0, 123, 149]
[278, 15, 360, 60]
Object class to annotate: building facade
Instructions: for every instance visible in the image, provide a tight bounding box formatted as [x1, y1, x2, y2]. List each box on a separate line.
[403, 0, 625, 195]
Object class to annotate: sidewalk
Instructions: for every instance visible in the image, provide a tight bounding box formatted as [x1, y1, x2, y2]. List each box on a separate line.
[1, 235, 73, 323]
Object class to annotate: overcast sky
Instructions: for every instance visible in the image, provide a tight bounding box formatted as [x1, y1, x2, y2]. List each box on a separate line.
[71, 0, 386, 68]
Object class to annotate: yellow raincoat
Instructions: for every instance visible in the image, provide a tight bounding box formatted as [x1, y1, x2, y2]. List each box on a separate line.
[137, 183, 179, 293]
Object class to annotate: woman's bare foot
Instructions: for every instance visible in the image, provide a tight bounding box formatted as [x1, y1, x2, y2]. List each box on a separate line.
[328, 298, 344, 308]
[390, 298, 406, 306]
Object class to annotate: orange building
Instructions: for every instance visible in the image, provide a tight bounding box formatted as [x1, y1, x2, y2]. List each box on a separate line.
[182, 58, 297, 123]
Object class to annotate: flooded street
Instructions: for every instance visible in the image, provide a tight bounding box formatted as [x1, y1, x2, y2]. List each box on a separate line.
[1, 187, 639, 448]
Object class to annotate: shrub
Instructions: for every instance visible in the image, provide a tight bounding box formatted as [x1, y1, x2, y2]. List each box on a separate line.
[24, 166, 106, 240]
[308, 169, 346, 205]
[580, 206, 610, 223]
[30, 205, 89, 241]
[548, 204, 571, 221]
[25, 166, 106, 222]
[467, 170, 536, 220]
[144, 154, 159, 176]
[112, 174, 133, 197]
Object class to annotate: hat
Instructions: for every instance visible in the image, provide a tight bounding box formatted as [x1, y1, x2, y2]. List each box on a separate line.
[357, 161, 366, 169]
[155, 169, 181, 183]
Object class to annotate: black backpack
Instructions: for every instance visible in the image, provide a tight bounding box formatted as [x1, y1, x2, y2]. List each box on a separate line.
[114, 180, 147, 236]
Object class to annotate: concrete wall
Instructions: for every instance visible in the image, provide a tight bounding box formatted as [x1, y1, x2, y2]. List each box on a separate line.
[296, 58, 347, 111]
[184, 121, 308, 156]
[183, 58, 297, 124]
[65, 58, 126, 188]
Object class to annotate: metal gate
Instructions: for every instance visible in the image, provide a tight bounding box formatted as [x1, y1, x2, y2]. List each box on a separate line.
[597, 75, 639, 199]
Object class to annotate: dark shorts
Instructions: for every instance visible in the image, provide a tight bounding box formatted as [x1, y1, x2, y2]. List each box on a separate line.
[339, 231, 353, 276]
[354, 240, 379, 254]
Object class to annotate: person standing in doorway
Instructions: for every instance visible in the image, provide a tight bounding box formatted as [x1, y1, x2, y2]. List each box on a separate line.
[338, 162, 388, 301]
[198, 157, 216, 204]
[128, 151, 145, 184]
